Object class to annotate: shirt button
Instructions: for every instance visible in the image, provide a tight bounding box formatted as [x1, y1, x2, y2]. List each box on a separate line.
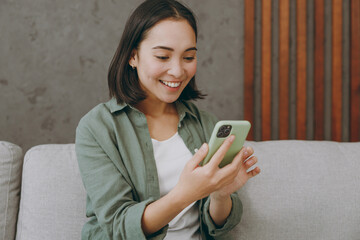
[194, 148, 198, 153]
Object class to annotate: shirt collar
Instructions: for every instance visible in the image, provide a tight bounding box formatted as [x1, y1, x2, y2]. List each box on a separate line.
[108, 98, 198, 120]
[174, 100, 198, 121]
[108, 98, 128, 113]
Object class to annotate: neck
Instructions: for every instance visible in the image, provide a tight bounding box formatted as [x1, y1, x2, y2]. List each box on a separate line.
[134, 98, 177, 118]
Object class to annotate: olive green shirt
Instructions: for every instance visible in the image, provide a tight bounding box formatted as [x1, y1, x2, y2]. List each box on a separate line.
[75, 98, 243, 240]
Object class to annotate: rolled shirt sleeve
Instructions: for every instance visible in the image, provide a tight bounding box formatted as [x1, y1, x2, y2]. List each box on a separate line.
[201, 193, 243, 239]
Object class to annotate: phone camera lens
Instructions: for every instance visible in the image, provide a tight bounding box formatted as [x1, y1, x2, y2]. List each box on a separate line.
[217, 125, 232, 138]
[219, 126, 227, 132]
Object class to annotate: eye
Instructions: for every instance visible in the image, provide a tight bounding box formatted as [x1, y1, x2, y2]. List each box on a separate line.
[155, 56, 169, 60]
[184, 56, 195, 61]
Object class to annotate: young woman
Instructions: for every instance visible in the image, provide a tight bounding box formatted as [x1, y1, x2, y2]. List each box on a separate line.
[75, 0, 260, 239]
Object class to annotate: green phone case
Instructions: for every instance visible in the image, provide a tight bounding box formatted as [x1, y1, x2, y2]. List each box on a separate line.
[201, 120, 251, 168]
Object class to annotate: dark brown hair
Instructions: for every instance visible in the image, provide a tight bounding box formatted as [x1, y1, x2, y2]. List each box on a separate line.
[108, 0, 205, 105]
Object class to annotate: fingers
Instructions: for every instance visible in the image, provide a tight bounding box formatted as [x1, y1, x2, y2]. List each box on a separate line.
[244, 156, 257, 169]
[247, 166, 261, 178]
[231, 146, 254, 167]
[243, 146, 254, 160]
[243, 152, 260, 178]
[207, 135, 235, 168]
[221, 147, 259, 179]
[188, 143, 208, 169]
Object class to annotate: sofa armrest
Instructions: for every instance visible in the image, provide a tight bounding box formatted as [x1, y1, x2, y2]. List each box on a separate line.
[0, 141, 23, 240]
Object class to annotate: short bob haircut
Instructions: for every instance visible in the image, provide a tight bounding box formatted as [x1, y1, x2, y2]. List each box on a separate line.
[108, 0, 205, 105]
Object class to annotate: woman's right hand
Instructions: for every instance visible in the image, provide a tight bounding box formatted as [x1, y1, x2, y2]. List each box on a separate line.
[172, 135, 243, 205]
[142, 135, 257, 236]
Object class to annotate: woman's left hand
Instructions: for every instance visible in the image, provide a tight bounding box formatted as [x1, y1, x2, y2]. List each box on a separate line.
[210, 146, 260, 200]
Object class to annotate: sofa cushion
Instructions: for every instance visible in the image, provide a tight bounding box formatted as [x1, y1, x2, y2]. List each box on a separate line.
[0, 141, 23, 240]
[233, 140, 360, 240]
[16, 144, 87, 240]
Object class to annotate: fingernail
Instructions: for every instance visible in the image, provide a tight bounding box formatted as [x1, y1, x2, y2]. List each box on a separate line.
[229, 135, 235, 142]
[199, 143, 207, 152]
[247, 147, 252, 153]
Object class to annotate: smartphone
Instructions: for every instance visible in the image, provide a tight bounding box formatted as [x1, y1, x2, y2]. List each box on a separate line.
[201, 120, 251, 168]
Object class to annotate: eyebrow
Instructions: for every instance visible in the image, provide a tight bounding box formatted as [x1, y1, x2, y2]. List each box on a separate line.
[152, 46, 197, 52]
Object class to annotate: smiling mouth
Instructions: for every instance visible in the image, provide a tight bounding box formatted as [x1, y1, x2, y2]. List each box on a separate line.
[160, 80, 181, 88]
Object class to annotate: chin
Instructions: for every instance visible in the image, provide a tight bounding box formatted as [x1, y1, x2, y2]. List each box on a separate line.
[162, 98, 179, 104]
[160, 95, 181, 104]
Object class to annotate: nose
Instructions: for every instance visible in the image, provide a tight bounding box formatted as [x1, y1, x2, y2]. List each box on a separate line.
[167, 59, 184, 79]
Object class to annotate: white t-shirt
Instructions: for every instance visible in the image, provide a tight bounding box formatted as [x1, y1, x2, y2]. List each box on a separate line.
[151, 132, 201, 240]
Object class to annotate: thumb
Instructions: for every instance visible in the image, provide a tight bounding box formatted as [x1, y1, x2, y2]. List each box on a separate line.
[189, 143, 208, 168]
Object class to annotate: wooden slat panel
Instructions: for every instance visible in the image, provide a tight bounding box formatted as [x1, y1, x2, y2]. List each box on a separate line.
[244, 0, 256, 140]
[261, 0, 272, 140]
[342, 0, 350, 142]
[279, 0, 290, 139]
[350, 0, 360, 141]
[296, 0, 307, 139]
[324, 3, 333, 140]
[314, 0, 325, 140]
[306, 0, 315, 140]
[289, 0, 297, 139]
[332, 0, 343, 141]
[244, 0, 255, 140]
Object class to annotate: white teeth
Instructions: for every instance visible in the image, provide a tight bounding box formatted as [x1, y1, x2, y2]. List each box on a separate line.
[160, 80, 181, 88]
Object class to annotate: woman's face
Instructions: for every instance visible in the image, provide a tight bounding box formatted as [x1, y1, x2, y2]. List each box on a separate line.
[130, 19, 197, 104]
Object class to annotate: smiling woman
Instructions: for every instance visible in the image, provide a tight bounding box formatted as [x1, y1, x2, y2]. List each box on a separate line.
[107, 0, 205, 106]
[75, 0, 260, 239]
[129, 19, 197, 105]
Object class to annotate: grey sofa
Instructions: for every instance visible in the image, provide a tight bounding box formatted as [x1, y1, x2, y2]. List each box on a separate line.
[1, 140, 360, 240]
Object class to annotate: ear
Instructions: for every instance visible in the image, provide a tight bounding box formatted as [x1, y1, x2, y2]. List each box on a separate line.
[129, 49, 138, 68]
